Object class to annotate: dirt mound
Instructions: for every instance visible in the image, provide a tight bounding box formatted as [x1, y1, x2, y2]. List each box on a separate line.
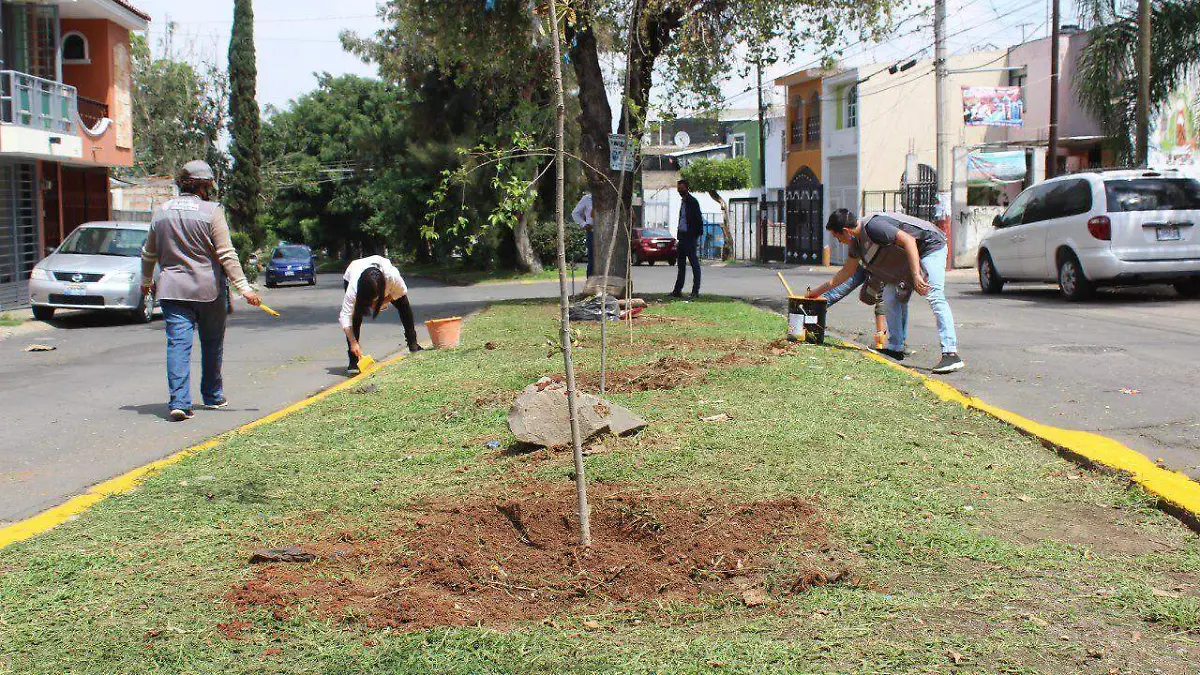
[227, 484, 846, 632]
[563, 349, 769, 394]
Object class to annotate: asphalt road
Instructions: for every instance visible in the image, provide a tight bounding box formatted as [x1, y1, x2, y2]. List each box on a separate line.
[0, 275, 544, 524]
[3, 263, 1198, 524]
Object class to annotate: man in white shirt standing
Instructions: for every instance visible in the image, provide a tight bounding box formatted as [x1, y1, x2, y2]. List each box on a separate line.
[571, 192, 594, 276]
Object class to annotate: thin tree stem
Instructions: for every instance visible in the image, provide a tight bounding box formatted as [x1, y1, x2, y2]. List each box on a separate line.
[548, 0, 590, 547]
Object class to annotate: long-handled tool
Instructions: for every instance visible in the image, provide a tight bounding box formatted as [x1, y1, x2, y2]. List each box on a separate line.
[776, 272, 798, 299]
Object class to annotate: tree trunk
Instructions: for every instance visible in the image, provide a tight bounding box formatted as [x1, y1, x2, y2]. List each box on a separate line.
[708, 191, 735, 261]
[512, 207, 543, 274]
[570, 3, 682, 297]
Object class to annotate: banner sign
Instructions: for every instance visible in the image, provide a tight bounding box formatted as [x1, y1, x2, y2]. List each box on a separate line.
[608, 134, 637, 172]
[967, 150, 1027, 186]
[962, 86, 1024, 128]
[1149, 72, 1199, 177]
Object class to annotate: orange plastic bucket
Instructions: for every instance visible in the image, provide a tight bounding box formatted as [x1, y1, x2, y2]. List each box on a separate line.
[425, 317, 463, 349]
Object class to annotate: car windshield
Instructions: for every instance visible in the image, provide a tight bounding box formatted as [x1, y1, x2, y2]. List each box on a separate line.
[1105, 178, 1200, 212]
[641, 228, 671, 238]
[57, 227, 146, 257]
[273, 245, 311, 260]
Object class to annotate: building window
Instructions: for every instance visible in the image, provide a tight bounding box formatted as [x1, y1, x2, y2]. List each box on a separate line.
[846, 85, 858, 128]
[805, 91, 821, 143]
[1008, 68, 1027, 89]
[731, 133, 747, 158]
[62, 32, 90, 64]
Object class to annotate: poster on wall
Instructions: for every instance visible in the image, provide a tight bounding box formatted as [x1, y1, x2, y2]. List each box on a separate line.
[967, 150, 1027, 186]
[962, 86, 1024, 127]
[113, 43, 133, 150]
[1149, 72, 1199, 177]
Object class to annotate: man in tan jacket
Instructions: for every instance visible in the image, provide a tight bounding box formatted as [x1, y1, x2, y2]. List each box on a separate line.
[141, 160, 262, 421]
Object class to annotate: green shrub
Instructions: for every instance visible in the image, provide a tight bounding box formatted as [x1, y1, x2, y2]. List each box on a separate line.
[530, 220, 587, 266]
[230, 230, 260, 283]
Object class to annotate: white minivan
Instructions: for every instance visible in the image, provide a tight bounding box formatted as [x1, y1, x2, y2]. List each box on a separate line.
[977, 169, 1200, 301]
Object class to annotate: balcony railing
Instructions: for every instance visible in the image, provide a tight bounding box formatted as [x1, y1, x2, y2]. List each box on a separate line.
[0, 71, 77, 135]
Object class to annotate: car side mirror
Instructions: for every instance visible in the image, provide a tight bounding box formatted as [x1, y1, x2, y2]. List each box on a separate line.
[992, 215, 1003, 229]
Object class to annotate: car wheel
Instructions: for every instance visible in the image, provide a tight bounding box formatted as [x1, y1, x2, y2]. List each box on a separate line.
[265, 281, 277, 289]
[978, 252, 1004, 295]
[669, 258, 677, 266]
[130, 290, 155, 324]
[32, 305, 54, 321]
[1058, 253, 1095, 302]
[648, 259, 655, 266]
[1174, 279, 1200, 298]
[308, 277, 316, 286]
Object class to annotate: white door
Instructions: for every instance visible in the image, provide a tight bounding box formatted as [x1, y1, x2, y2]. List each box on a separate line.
[985, 188, 1034, 279]
[826, 157, 858, 264]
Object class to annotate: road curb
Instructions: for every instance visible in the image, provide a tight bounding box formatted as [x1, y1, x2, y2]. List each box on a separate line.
[859, 349, 1200, 532]
[0, 353, 408, 551]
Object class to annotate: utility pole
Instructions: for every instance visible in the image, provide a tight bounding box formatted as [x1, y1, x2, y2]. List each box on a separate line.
[1047, 0, 1060, 178]
[757, 59, 767, 197]
[1135, 0, 1151, 166]
[934, 0, 950, 228]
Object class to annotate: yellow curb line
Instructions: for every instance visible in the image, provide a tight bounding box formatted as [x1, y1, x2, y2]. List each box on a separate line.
[0, 353, 408, 551]
[858, 347, 1200, 530]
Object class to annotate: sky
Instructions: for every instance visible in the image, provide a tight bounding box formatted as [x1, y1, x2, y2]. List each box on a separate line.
[133, 0, 383, 110]
[129, 0, 1083, 115]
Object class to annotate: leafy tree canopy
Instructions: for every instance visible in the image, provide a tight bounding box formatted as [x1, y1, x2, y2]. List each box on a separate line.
[681, 157, 752, 193]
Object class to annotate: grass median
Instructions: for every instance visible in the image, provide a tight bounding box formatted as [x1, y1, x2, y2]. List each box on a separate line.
[1, 299, 1198, 674]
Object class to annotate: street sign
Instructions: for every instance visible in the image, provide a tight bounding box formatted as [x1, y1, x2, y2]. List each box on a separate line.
[608, 134, 637, 172]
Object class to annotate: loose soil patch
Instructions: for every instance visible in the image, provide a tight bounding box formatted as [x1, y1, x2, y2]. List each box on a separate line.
[560, 349, 771, 395]
[227, 484, 848, 632]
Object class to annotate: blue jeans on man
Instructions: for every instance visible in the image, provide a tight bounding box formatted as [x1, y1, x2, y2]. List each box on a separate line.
[883, 245, 957, 354]
[161, 290, 227, 412]
[824, 247, 957, 354]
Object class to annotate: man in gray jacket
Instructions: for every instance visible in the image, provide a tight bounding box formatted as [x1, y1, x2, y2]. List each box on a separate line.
[141, 161, 262, 421]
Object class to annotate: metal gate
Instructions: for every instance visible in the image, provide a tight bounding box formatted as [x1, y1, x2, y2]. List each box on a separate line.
[783, 182, 824, 264]
[862, 164, 938, 222]
[0, 161, 39, 309]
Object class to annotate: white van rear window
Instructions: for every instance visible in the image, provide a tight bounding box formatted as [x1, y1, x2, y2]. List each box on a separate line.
[1105, 178, 1200, 212]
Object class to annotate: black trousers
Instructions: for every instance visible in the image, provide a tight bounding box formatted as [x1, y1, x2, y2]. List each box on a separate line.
[673, 237, 701, 295]
[344, 281, 419, 367]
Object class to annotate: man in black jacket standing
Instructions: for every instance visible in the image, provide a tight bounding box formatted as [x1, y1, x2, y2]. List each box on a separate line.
[671, 179, 703, 298]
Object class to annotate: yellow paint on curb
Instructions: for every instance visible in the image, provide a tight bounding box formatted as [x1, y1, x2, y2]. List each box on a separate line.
[861, 349, 1200, 524]
[0, 353, 406, 551]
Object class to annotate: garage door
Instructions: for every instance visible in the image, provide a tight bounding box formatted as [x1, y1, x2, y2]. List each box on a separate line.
[825, 157, 859, 264]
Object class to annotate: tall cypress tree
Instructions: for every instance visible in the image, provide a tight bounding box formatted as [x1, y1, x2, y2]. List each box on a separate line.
[226, 0, 262, 241]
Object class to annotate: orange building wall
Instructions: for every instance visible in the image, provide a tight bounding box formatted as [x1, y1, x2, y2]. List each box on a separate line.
[60, 19, 134, 168]
[783, 79, 823, 184]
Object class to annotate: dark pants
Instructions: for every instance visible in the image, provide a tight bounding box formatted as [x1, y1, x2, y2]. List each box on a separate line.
[161, 291, 227, 411]
[344, 281, 420, 368]
[585, 228, 595, 277]
[673, 237, 701, 296]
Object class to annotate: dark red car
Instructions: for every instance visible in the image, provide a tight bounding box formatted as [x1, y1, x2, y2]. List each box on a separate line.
[632, 227, 678, 266]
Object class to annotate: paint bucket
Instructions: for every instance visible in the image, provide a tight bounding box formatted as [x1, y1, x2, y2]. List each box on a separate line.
[786, 297, 827, 345]
[425, 317, 463, 349]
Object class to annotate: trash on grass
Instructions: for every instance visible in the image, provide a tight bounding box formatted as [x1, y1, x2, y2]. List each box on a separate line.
[568, 295, 621, 322]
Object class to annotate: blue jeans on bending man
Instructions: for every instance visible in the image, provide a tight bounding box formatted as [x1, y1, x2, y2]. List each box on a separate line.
[882, 245, 957, 355]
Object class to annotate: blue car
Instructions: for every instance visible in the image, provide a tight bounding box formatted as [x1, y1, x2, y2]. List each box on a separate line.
[264, 244, 316, 287]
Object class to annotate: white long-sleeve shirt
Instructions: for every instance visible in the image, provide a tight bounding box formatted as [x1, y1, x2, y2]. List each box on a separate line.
[339, 256, 408, 330]
[571, 194, 593, 229]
